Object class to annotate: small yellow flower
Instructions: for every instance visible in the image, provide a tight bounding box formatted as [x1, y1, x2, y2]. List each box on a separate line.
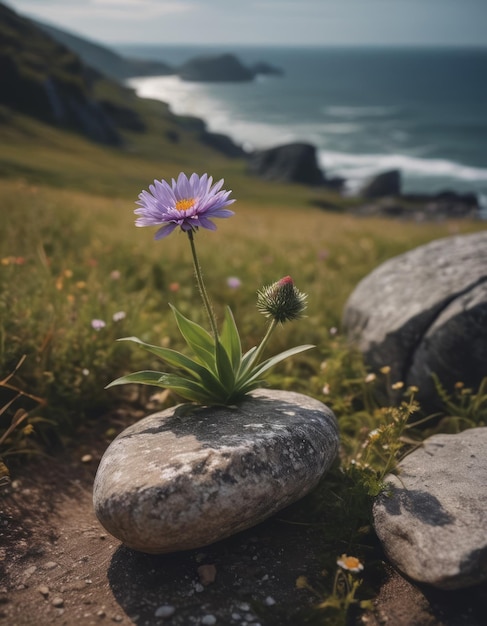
[407, 385, 419, 394]
[64, 269, 73, 278]
[454, 381, 464, 389]
[336, 554, 364, 573]
[76, 281, 86, 289]
[55, 277, 63, 290]
[23, 424, 34, 436]
[391, 381, 404, 390]
[380, 366, 391, 375]
[365, 373, 376, 383]
[322, 383, 330, 395]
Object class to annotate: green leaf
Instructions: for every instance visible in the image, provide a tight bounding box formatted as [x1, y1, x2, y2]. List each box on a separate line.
[243, 344, 315, 384]
[106, 370, 218, 404]
[155, 373, 219, 403]
[215, 338, 236, 393]
[237, 346, 258, 379]
[105, 370, 171, 389]
[220, 307, 242, 370]
[115, 336, 228, 397]
[169, 304, 216, 371]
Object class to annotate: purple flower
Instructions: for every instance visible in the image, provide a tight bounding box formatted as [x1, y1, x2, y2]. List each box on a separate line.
[135, 173, 235, 240]
[91, 319, 106, 331]
[227, 276, 242, 289]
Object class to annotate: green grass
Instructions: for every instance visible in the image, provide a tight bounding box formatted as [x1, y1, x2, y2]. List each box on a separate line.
[1, 103, 486, 624]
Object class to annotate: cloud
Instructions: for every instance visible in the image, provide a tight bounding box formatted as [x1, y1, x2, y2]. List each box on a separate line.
[10, 0, 195, 20]
[6, 0, 487, 46]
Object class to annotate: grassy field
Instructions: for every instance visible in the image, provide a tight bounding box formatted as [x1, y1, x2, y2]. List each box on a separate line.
[1, 104, 485, 446]
[1, 102, 486, 621]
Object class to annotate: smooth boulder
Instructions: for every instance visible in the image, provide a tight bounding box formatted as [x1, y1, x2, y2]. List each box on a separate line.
[343, 231, 487, 408]
[93, 389, 338, 554]
[373, 427, 487, 589]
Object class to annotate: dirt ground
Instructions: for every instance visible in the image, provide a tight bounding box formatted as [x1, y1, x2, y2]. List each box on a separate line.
[1, 415, 486, 626]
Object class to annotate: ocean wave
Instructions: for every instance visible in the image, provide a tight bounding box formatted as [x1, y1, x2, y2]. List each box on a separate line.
[319, 150, 487, 190]
[324, 105, 399, 119]
[129, 75, 304, 149]
[129, 76, 487, 195]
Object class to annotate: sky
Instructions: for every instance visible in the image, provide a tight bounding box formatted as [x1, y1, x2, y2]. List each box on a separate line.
[5, 0, 487, 48]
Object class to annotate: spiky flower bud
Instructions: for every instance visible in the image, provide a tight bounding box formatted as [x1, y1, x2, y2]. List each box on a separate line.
[256, 276, 307, 323]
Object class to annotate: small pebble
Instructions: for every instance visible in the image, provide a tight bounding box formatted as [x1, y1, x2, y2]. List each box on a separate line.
[23, 565, 37, 579]
[201, 616, 217, 626]
[96, 609, 106, 617]
[37, 586, 49, 597]
[112, 615, 123, 623]
[197, 564, 217, 586]
[52, 597, 64, 608]
[44, 561, 58, 570]
[264, 596, 276, 606]
[81, 454, 93, 463]
[154, 605, 176, 618]
[194, 582, 204, 593]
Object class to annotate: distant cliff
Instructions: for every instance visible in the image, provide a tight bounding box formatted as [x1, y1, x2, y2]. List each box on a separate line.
[0, 2, 134, 144]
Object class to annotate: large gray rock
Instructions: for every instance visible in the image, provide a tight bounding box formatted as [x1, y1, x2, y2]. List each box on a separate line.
[373, 427, 487, 590]
[247, 142, 326, 186]
[360, 169, 401, 198]
[343, 231, 487, 408]
[93, 389, 338, 554]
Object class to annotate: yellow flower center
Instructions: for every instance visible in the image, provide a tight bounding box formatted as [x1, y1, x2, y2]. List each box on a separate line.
[343, 556, 361, 569]
[175, 198, 196, 212]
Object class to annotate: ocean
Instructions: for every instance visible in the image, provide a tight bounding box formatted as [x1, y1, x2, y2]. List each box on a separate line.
[117, 44, 487, 205]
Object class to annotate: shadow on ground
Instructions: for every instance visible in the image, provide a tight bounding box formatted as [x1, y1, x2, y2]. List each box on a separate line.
[107, 516, 326, 626]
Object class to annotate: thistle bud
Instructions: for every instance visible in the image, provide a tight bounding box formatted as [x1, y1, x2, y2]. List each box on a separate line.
[256, 276, 307, 323]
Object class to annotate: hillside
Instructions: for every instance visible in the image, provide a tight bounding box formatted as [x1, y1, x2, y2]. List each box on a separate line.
[34, 19, 174, 81]
[0, 1, 129, 144]
[0, 0, 248, 165]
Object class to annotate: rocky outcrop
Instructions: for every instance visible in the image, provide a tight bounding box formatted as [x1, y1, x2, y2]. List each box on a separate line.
[353, 189, 480, 220]
[359, 169, 401, 198]
[178, 53, 254, 82]
[373, 428, 487, 589]
[93, 389, 338, 554]
[247, 142, 327, 186]
[177, 54, 283, 83]
[343, 231, 487, 409]
[199, 130, 246, 158]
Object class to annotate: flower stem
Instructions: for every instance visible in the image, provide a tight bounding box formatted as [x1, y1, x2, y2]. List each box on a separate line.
[187, 230, 219, 340]
[251, 318, 278, 367]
